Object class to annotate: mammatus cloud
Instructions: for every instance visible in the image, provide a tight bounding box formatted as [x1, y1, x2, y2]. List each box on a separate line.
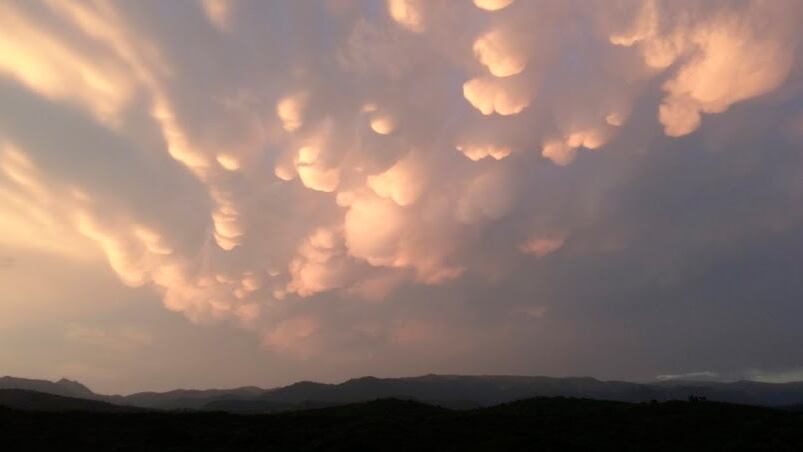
[463, 76, 534, 116]
[387, 0, 425, 33]
[473, 0, 516, 12]
[276, 93, 308, 133]
[473, 29, 528, 77]
[610, 0, 797, 137]
[519, 233, 567, 258]
[0, 0, 801, 361]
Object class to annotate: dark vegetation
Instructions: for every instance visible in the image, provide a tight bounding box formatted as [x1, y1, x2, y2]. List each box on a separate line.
[0, 389, 142, 413]
[3, 395, 803, 451]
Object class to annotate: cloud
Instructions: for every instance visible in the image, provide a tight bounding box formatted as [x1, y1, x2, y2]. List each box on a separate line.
[366, 151, 427, 206]
[514, 305, 548, 319]
[519, 233, 567, 257]
[66, 324, 153, 353]
[655, 371, 720, 382]
[456, 168, 514, 224]
[369, 112, 396, 135]
[473, 29, 528, 77]
[473, 0, 515, 12]
[285, 227, 350, 298]
[456, 143, 511, 162]
[201, 0, 234, 31]
[610, 0, 797, 137]
[0, 256, 14, 269]
[387, 0, 425, 33]
[276, 93, 307, 133]
[744, 368, 803, 384]
[262, 315, 320, 358]
[344, 194, 408, 266]
[1, 0, 802, 364]
[463, 76, 533, 116]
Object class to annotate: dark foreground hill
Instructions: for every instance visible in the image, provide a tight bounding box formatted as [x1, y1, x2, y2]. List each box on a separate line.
[2, 397, 803, 451]
[0, 389, 142, 413]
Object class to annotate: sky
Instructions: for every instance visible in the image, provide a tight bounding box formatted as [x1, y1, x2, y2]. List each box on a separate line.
[1, 0, 803, 394]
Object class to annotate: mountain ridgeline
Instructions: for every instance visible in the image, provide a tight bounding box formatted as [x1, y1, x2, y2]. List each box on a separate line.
[0, 376, 96, 400]
[3, 374, 803, 412]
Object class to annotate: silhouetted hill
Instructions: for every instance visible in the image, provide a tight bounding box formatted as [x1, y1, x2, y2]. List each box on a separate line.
[0, 389, 141, 412]
[2, 397, 803, 451]
[7, 374, 803, 413]
[110, 386, 264, 410]
[248, 375, 654, 409]
[196, 375, 803, 412]
[201, 398, 298, 414]
[0, 376, 97, 399]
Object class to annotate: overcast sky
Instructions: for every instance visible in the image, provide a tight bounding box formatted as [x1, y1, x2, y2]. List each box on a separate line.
[2, 0, 803, 394]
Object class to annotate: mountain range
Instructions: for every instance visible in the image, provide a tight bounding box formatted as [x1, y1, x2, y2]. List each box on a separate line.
[3, 374, 803, 412]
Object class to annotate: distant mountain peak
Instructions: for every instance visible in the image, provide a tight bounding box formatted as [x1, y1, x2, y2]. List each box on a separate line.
[0, 376, 96, 399]
[55, 378, 94, 396]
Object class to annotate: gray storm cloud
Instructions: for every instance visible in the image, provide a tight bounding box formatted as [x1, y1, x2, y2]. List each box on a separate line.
[0, 0, 801, 359]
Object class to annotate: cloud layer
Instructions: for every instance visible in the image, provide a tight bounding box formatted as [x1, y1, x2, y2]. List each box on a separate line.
[1, 0, 803, 370]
